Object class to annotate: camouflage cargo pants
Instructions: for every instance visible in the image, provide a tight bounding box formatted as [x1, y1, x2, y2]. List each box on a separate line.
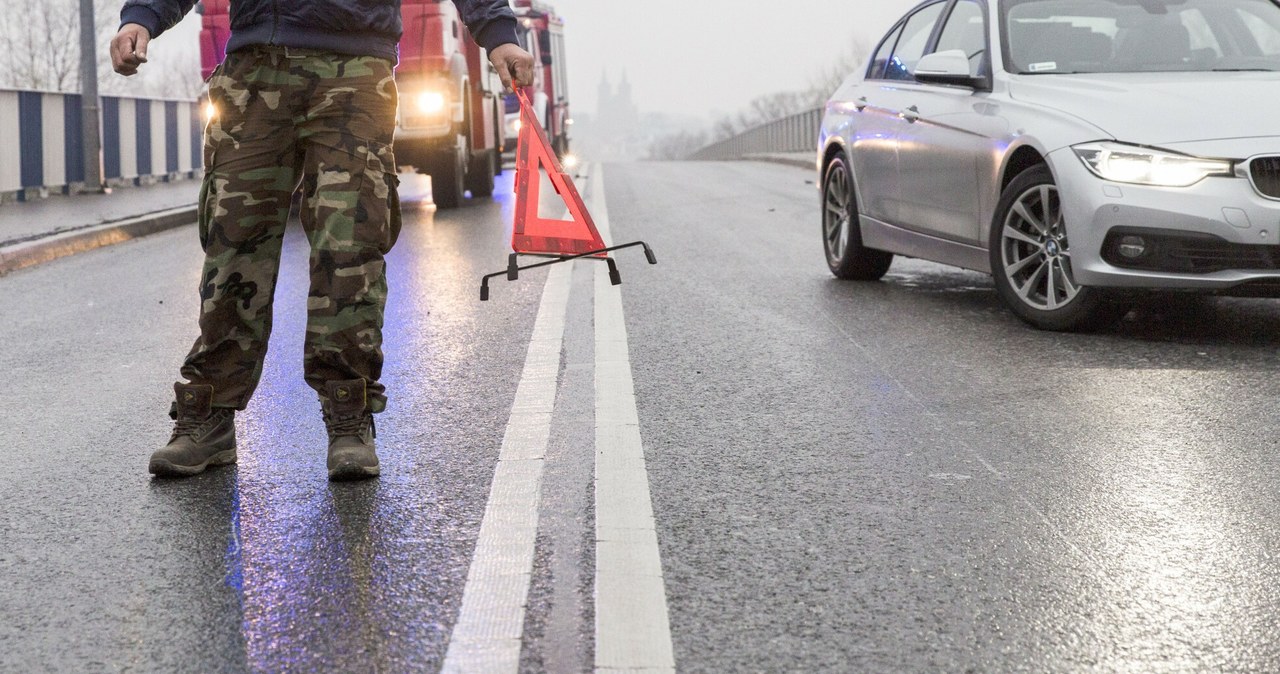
[180, 46, 400, 413]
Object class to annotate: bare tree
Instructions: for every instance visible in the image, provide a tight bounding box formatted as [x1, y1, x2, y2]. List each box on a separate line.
[647, 130, 709, 161]
[0, 0, 81, 91]
[707, 89, 815, 142]
[654, 34, 874, 158]
[711, 115, 739, 142]
[806, 36, 872, 104]
[0, 0, 200, 99]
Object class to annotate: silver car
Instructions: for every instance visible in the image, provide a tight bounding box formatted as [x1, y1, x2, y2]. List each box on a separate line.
[819, 0, 1280, 330]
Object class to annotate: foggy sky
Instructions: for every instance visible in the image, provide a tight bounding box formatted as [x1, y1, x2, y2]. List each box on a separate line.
[155, 1, 923, 120]
[549, 0, 922, 120]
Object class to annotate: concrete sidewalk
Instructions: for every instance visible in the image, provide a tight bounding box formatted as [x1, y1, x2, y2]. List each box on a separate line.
[0, 179, 200, 276]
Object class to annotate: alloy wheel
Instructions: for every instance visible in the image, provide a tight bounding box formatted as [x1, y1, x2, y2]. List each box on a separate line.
[823, 165, 851, 263]
[999, 184, 1080, 311]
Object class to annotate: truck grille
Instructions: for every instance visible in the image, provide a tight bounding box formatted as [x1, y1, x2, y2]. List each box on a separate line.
[1249, 156, 1280, 199]
[401, 112, 448, 131]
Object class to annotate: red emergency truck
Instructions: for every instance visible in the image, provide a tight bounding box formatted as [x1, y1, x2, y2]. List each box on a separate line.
[509, 0, 572, 159]
[396, 0, 505, 208]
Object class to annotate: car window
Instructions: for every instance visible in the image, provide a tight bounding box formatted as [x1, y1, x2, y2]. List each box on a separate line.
[883, 2, 948, 81]
[934, 0, 988, 77]
[1238, 6, 1280, 56]
[1003, 0, 1280, 73]
[868, 24, 906, 80]
[1179, 10, 1224, 58]
[1005, 13, 1115, 73]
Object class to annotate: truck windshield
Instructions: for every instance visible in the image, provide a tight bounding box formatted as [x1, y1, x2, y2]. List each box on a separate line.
[503, 93, 520, 115]
[1001, 0, 1280, 73]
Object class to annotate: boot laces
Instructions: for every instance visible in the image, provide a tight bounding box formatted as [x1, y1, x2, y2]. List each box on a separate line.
[325, 412, 373, 438]
[173, 409, 228, 438]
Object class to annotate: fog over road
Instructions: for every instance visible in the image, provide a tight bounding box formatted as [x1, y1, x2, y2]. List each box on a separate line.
[3, 161, 1280, 672]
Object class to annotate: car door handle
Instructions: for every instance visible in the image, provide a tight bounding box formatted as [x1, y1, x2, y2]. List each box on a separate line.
[900, 105, 920, 123]
[854, 96, 868, 112]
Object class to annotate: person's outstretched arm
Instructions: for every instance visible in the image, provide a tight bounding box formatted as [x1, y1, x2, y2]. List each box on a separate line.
[111, 0, 198, 75]
[453, 0, 536, 91]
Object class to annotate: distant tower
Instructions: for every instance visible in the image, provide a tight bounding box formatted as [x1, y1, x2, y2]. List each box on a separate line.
[616, 70, 638, 128]
[598, 70, 613, 119]
[618, 70, 631, 103]
[595, 70, 640, 136]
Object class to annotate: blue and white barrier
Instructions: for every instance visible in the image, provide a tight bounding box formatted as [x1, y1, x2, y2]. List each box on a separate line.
[0, 89, 203, 200]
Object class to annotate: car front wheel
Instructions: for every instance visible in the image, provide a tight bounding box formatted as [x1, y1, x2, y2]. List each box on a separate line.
[990, 165, 1128, 331]
[822, 156, 893, 280]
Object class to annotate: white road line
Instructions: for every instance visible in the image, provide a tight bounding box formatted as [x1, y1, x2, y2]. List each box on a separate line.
[591, 165, 677, 673]
[442, 258, 574, 674]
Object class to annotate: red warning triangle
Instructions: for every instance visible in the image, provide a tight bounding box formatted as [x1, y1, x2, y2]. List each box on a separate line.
[512, 90, 606, 256]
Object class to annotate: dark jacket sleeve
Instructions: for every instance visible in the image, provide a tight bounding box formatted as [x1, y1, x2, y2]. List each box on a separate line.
[119, 0, 198, 39]
[453, 0, 519, 52]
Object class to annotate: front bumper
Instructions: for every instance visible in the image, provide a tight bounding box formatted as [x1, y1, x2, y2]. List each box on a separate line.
[1052, 147, 1280, 291]
[394, 125, 452, 143]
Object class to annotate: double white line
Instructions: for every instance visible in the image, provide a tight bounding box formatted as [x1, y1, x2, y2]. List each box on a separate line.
[442, 166, 675, 673]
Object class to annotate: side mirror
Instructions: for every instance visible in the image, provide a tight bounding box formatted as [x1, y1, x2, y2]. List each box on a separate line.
[914, 49, 988, 89]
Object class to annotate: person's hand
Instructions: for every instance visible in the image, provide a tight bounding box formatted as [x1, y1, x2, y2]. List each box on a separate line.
[110, 23, 151, 76]
[489, 43, 535, 92]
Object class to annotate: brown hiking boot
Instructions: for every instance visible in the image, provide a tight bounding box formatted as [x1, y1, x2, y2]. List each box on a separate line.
[322, 379, 379, 481]
[149, 383, 237, 478]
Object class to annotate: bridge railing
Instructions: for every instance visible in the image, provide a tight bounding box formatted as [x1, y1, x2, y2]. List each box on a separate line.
[687, 107, 822, 161]
[0, 89, 203, 202]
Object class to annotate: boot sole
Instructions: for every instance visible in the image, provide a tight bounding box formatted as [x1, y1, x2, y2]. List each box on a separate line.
[328, 461, 380, 481]
[149, 449, 237, 478]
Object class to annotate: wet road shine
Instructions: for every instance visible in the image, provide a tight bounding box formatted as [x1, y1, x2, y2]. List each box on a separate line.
[2, 161, 1280, 672]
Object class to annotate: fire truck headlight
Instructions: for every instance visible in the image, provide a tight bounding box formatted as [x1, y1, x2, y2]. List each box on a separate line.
[562, 153, 579, 169]
[416, 91, 447, 115]
[202, 101, 217, 122]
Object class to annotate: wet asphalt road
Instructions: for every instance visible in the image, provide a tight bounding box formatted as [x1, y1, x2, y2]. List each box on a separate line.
[3, 161, 1280, 672]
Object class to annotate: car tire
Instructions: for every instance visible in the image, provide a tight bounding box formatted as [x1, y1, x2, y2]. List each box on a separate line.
[822, 156, 893, 280]
[989, 165, 1129, 331]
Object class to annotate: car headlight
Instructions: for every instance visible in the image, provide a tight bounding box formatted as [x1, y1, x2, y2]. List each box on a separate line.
[1072, 141, 1232, 188]
[416, 91, 447, 115]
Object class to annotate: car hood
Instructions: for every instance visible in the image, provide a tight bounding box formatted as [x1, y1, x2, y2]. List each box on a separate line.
[1006, 73, 1280, 151]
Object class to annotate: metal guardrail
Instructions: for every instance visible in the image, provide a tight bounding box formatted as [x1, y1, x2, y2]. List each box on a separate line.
[0, 89, 203, 202]
[687, 107, 823, 161]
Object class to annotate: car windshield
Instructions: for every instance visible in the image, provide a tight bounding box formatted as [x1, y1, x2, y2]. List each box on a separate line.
[1001, 0, 1280, 74]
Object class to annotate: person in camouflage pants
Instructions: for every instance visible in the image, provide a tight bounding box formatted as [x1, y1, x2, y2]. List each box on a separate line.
[111, 0, 534, 481]
[189, 48, 401, 415]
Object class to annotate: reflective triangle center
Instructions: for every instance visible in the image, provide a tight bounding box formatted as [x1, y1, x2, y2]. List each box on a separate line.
[511, 90, 605, 256]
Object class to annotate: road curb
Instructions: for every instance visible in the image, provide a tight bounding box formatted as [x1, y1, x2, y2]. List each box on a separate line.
[0, 205, 198, 277]
[743, 154, 816, 171]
